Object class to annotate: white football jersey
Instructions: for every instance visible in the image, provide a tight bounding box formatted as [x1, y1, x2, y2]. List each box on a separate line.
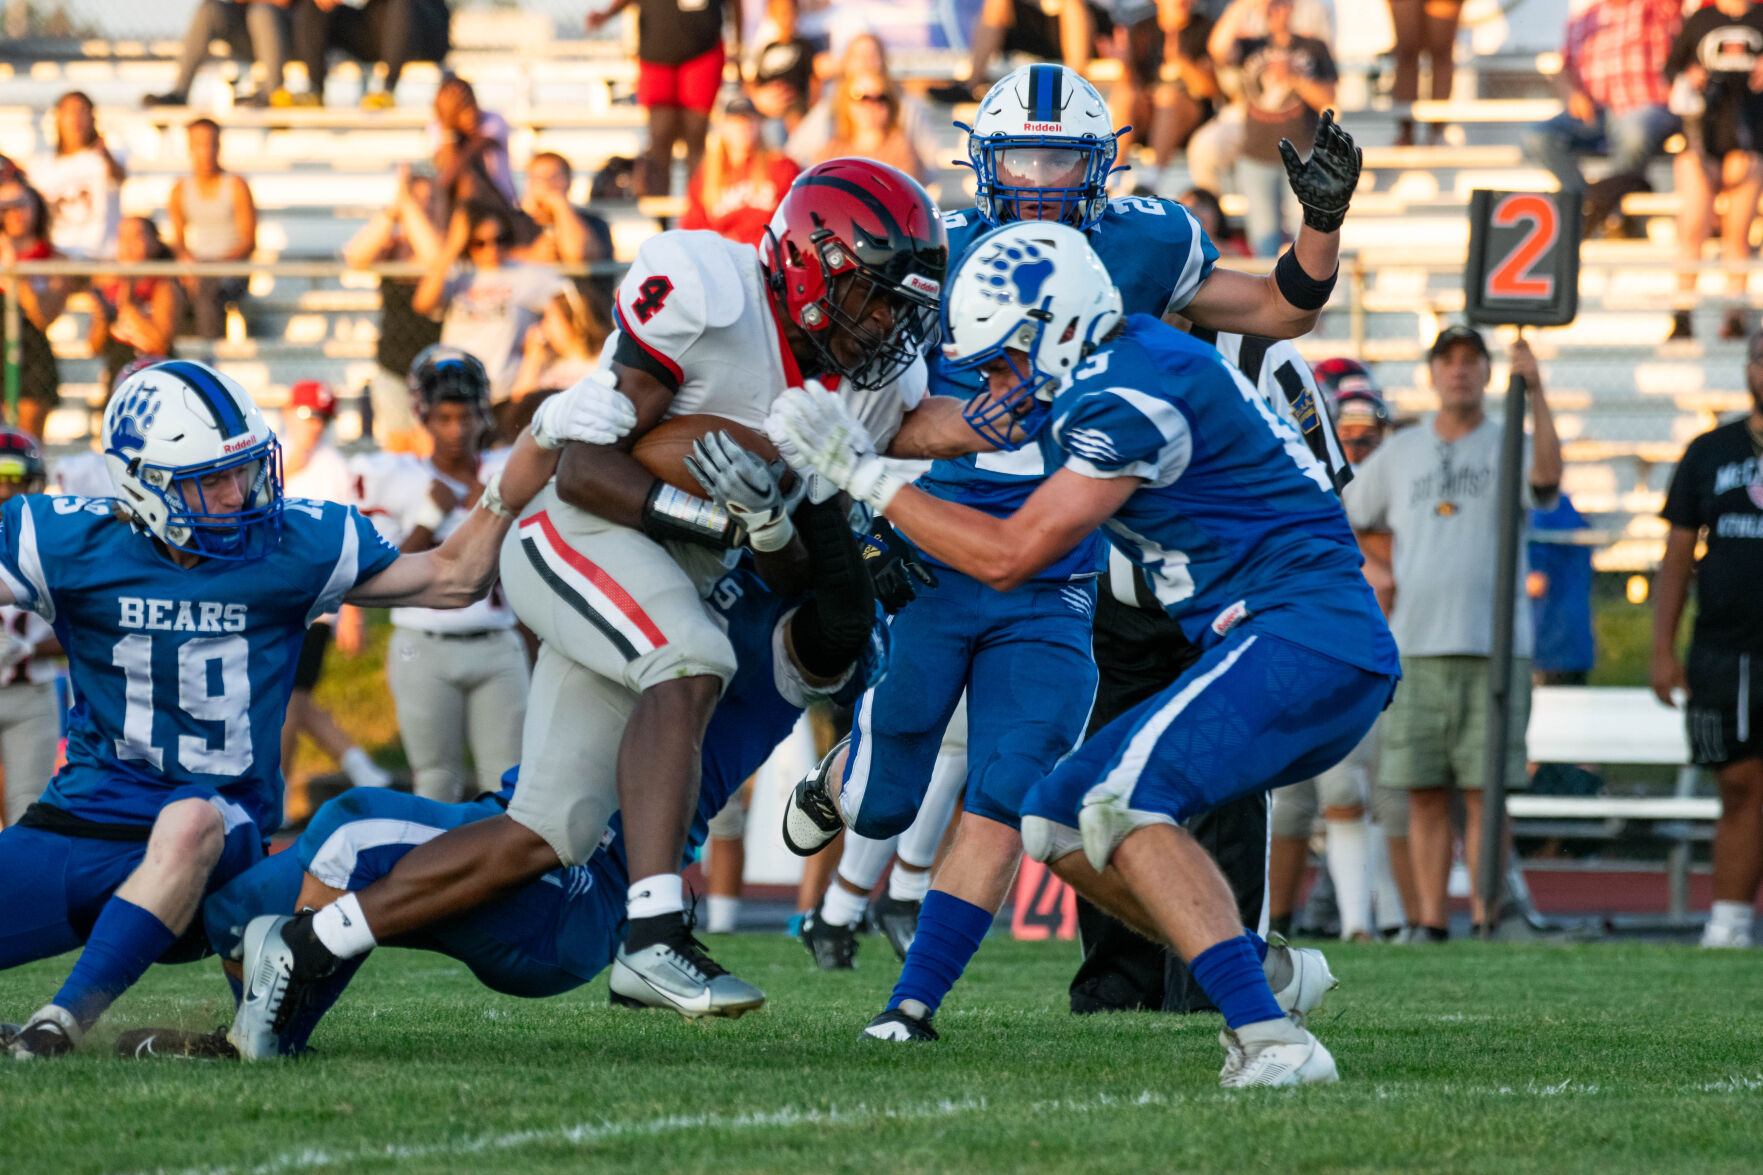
[352, 450, 516, 635]
[602, 229, 927, 452]
[0, 603, 63, 686]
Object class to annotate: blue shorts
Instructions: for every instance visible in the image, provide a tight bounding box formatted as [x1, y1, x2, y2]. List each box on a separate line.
[0, 789, 265, 970]
[841, 568, 1098, 836]
[1022, 626, 1397, 844]
[205, 787, 623, 1000]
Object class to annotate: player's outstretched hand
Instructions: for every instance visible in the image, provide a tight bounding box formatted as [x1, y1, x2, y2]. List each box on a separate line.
[1278, 110, 1360, 234]
[684, 430, 797, 553]
[865, 517, 938, 614]
[766, 382, 922, 511]
[530, 371, 638, 449]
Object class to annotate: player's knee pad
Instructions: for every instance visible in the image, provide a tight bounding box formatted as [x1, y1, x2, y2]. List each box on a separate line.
[1021, 814, 1083, 864]
[1270, 779, 1319, 839]
[705, 794, 747, 840]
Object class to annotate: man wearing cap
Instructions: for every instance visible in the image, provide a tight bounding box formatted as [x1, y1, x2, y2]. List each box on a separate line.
[281, 381, 394, 799]
[1342, 326, 1561, 940]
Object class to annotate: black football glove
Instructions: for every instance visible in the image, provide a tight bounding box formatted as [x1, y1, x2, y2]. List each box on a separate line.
[864, 517, 937, 614]
[1278, 109, 1360, 234]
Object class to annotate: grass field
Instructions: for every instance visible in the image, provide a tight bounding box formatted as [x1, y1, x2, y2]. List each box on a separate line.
[5, 936, 1762, 1174]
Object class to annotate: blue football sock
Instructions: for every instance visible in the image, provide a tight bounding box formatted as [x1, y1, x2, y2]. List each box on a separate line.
[887, 890, 991, 1016]
[1189, 935, 1284, 1030]
[54, 897, 179, 1030]
[1246, 929, 1268, 962]
[282, 954, 368, 1056]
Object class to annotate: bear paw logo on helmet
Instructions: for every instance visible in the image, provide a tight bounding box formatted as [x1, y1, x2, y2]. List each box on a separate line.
[108, 387, 161, 456]
[972, 239, 1056, 308]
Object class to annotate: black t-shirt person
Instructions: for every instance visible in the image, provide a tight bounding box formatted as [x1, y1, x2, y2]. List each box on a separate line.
[1661, 419, 1763, 654]
[636, 0, 725, 65]
[1665, 4, 1763, 156]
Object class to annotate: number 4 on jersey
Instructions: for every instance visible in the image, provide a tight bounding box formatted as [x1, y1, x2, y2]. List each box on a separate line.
[631, 276, 673, 323]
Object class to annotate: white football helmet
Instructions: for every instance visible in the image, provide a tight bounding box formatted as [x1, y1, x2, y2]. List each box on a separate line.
[940, 221, 1122, 449]
[102, 359, 284, 561]
[961, 63, 1121, 231]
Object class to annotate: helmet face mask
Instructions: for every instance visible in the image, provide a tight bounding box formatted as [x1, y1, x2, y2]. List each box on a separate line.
[963, 65, 1121, 232]
[150, 446, 284, 559]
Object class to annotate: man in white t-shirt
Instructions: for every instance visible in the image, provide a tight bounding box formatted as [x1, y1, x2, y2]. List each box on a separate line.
[30, 91, 127, 260]
[1343, 324, 1562, 940]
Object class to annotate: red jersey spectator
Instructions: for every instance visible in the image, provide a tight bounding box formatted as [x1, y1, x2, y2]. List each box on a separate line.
[682, 95, 800, 246]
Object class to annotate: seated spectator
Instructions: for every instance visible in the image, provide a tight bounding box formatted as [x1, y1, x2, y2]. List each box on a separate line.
[683, 95, 801, 246]
[1387, 0, 1463, 146]
[510, 292, 599, 403]
[1227, 0, 1336, 256]
[515, 151, 614, 358]
[0, 181, 70, 441]
[928, 0, 1094, 105]
[30, 92, 126, 261]
[1667, 0, 1763, 342]
[168, 118, 257, 341]
[1522, 1, 1680, 237]
[808, 70, 927, 182]
[430, 76, 516, 210]
[287, 0, 451, 109]
[145, 0, 292, 108]
[1097, 1, 1164, 186]
[413, 201, 573, 408]
[1188, 0, 1330, 195]
[1136, 0, 1223, 194]
[1528, 493, 1595, 687]
[343, 164, 445, 451]
[750, 0, 822, 122]
[787, 33, 941, 172]
[89, 217, 181, 392]
[1177, 186, 1251, 257]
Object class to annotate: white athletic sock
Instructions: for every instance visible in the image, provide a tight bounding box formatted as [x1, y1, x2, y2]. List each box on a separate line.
[705, 895, 739, 934]
[340, 747, 391, 789]
[312, 893, 377, 959]
[836, 831, 900, 894]
[1710, 900, 1754, 933]
[1366, 824, 1406, 932]
[627, 873, 684, 920]
[1325, 817, 1372, 940]
[897, 753, 965, 868]
[821, 882, 870, 928]
[889, 863, 932, 903]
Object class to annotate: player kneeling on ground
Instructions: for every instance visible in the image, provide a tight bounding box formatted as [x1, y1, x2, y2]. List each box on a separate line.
[769, 224, 1400, 1086]
[0, 359, 632, 1058]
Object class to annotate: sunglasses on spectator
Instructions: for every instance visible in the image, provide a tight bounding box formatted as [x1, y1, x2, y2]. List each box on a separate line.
[852, 92, 890, 105]
[471, 232, 513, 250]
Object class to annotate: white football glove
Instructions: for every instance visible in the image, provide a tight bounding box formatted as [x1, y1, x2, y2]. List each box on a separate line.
[530, 372, 638, 449]
[765, 383, 924, 512]
[683, 430, 797, 553]
[0, 632, 33, 674]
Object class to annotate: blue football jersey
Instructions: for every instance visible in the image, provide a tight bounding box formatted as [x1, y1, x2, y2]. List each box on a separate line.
[917, 197, 1221, 580]
[1040, 315, 1400, 674]
[0, 495, 400, 831]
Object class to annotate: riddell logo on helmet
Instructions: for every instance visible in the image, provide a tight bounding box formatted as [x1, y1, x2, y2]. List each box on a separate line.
[903, 273, 941, 297]
[223, 434, 258, 454]
[1021, 122, 1063, 132]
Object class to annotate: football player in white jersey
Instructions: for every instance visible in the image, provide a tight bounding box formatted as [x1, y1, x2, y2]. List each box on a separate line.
[240, 158, 1000, 1023]
[355, 348, 528, 803]
[0, 428, 63, 827]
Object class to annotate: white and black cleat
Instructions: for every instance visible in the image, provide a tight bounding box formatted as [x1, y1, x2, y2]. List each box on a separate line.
[609, 917, 765, 1019]
[800, 908, 857, 970]
[870, 895, 920, 962]
[1266, 932, 1339, 1022]
[9, 1004, 79, 1059]
[1220, 1026, 1338, 1088]
[229, 914, 300, 1061]
[116, 1026, 238, 1060]
[861, 1004, 938, 1042]
[782, 738, 847, 857]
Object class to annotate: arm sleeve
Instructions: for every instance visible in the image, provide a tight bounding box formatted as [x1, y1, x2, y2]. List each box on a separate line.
[0, 496, 53, 621]
[1053, 384, 1194, 485]
[1664, 17, 1698, 79]
[1659, 440, 1704, 530]
[308, 504, 403, 624]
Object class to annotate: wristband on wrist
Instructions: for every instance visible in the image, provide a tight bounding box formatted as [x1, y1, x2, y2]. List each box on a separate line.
[1273, 249, 1338, 313]
[640, 482, 738, 549]
[477, 472, 513, 520]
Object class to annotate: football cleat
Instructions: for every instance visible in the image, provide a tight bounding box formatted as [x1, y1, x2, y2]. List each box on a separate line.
[116, 1026, 239, 1060]
[609, 919, 766, 1019]
[10, 1004, 80, 1059]
[870, 895, 920, 961]
[230, 914, 301, 1060]
[861, 1006, 939, 1042]
[1700, 920, 1753, 949]
[1220, 1026, 1338, 1088]
[800, 908, 858, 971]
[782, 739, 847, 857]
[1266, 933, 1339, 1022]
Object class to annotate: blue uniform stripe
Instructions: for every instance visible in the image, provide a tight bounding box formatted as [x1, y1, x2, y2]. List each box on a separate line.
[159, 360, 248, 438]
[1030, 64, 1056, 121]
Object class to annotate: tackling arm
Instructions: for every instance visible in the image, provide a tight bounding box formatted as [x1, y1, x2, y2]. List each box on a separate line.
[884, 395, 997, 460]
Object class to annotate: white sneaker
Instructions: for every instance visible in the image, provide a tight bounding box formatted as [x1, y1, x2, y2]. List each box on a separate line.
[1221, 1026, 1339, 1088]
[608, 922, 765, 1019]
[229, 915, 297, 1060]
[341, 747, 393, 789]
[1267, 934, 1339, 1021]
[1701, 920, 1753, 949]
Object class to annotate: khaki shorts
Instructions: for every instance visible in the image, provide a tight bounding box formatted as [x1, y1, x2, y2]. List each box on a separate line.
[499, 486, 739, 865]
[1380, 655, 1531, 792]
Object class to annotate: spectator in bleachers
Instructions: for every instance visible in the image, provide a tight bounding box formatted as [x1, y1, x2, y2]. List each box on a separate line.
[807, 70, 928, 183]
[1178, 186, 1251, 256]
[1187, 0, 1330, 196]
[927, 0, 1094, 105]
[343, 165, 444, 452]
[683, 94, 801, 245]
[1528, 494, 1596, 687]
[0, 180, 69, 442]
[1139, 0, 1224, 194]
[430, 76, 516, 210]
[288, 0, 451, 109]
[1344, 326, 1562, 940]
[786, 33, 941, 174]
[510, 293, 599, 401]
[750, 0, 822, 125]
[414, 201, 574, 410]
[1521, 1, 1681, 236]
[588, 0, 738, 198]
[1652, 333, 1763, 949]
[517, 152, 614, 270]
[88, 218, 181, 393]
[1666, 0, 1763, 342]
[167, 118, 257, 341]
[146, 0, 292, 109]
[1225, 0, 1336, 256]
[1095, 1, 1163, 184]
[1386, 0, 1463, 147]
[30, 92, 126, 261]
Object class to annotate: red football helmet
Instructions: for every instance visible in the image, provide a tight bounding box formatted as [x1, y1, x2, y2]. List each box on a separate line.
[0, 426, 45, 493]
[762, 159, 948, 390]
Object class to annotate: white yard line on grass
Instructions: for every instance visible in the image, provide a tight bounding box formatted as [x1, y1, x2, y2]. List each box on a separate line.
[163, 1078, 1763, 1175]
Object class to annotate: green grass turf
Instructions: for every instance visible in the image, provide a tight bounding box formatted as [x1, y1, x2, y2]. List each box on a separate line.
[4, 937, 1762, 1174]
